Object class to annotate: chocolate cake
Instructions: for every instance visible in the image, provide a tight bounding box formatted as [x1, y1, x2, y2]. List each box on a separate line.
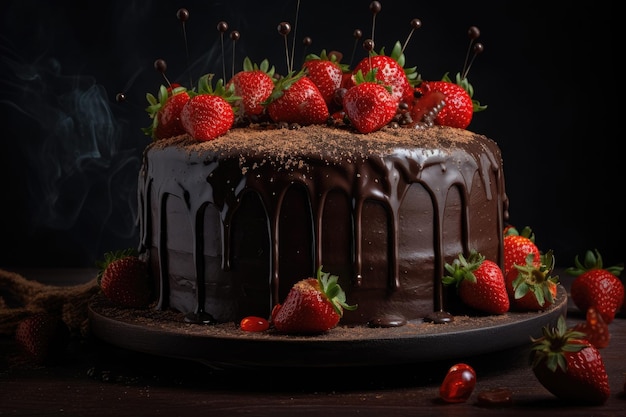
[137, 123, 508, 326]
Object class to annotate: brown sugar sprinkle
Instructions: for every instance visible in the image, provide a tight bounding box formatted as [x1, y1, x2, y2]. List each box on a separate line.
[147, 124, 484, 173]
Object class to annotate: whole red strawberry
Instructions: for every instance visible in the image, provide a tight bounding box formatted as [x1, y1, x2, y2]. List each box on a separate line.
[417, 73, 486, 129]
[180, 74, 237, 141]
[181, 96, 234, 141]
[15, 313, 70, 365]
[97, 248, 152, 308]
[302, 50, 345, 106]
[530, 315, 610, 405]
[506, 250, 559, 311]
[144, 85, 190, 140]
[443, 250, 510, 314]
[503, 226, 541, 277]
[351, 41, 418, 105]
[566, 249, 624, 323]
[227, 57, 275, 117]
[266, 73, 330, 125]
[343, 70, 399, 134]
[271, 266, 357, 334]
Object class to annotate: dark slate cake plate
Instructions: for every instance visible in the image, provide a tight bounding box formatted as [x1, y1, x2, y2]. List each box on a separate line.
[88, 286, 567, 369]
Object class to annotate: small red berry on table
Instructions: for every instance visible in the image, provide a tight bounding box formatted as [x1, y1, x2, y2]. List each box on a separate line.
[240, 316, 270, 332]
[439, 363, 477, 403]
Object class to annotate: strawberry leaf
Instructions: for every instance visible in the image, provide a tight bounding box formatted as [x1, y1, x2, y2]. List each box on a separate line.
[316, 266, 357, 315]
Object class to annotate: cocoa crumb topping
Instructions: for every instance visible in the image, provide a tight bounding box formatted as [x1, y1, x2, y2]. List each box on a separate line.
[147, 124, 485, 172]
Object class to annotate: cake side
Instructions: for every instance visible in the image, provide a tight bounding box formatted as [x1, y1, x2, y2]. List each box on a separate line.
[137, 124, 508, 325]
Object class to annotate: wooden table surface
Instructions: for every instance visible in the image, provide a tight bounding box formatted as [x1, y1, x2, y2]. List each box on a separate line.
[1, 268, 625, 417]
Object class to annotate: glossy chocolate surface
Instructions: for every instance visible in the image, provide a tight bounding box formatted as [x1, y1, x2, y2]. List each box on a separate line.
[137, 125, 508, 325]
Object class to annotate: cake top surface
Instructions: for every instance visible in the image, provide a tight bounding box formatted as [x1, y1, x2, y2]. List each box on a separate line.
[145, 124, 498, 174]
[149, 124, 488, 156]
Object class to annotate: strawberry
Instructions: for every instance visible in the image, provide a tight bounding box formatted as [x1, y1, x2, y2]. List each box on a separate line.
[443, 250, 510, 314]
[227, 57, 275, 117]
[351, 41, 419, 105]
[417, 72, 486, 129]
[302, 50, 346, 106]
[97, 248, 152, 308]
[530, 315, 610, 405]
[271, 266, 357, 334]
[15, 313, 70, 365]
[182, 94, 235, 141]
[409, 89, 445, 127]
[573, 307, 610, 349]
[566, 249, 624, 323]
[342, 70, 399, 134]
[506, 250, 559, 311]
[503, 226, 541, 277]
[181, 74, 237, 141]
[143, 84, 190, 140]
[266, 72, 330, 125]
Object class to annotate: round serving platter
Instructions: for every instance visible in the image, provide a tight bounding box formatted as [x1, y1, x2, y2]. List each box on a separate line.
[89, 286, 567, 369]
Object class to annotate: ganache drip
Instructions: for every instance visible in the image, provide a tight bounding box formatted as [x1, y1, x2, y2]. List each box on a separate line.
[137, 126, 507, 325]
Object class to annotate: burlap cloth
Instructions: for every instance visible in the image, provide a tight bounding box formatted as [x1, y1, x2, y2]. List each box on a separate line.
[0, 269, 100, 337]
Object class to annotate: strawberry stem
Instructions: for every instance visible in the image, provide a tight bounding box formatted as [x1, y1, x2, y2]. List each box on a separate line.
[316, 266, 357, 316]
[530, 315, 587, 372]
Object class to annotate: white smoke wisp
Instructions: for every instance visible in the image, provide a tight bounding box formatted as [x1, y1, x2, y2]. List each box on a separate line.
[1, 47, 141, 264]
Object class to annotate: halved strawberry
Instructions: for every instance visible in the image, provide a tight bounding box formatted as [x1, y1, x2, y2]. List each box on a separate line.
[272, 266, 357, 334]
[573, 307, 610, 349]
[417, 72, 486, 129]
[410, 89, 445, 127]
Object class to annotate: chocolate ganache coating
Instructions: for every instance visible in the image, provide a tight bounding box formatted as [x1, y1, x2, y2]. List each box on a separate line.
[137, 124, 509, 326]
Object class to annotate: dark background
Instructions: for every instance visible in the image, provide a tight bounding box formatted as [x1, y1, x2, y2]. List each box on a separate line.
[0, 0, 622, 272]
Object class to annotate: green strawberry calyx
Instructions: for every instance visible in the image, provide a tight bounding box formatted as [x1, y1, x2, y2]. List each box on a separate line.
[504, 225, 535, 242]
[512, 250, 560, 306]
[371, 41, 421, 87]
[530, 315, 587, 373]
[194, 73, 240, 104]
[351, 68, 393, 95]
[96, 248, 138, 284]
[142, 84, 188, 139]
[263, 69, 307, 105]
[442, 250, 485, 287]
[565, 249, 623, 277]
[316, 265, 357, 316]
[241, 56, 276, 77]
[304, 49, 351, 73]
